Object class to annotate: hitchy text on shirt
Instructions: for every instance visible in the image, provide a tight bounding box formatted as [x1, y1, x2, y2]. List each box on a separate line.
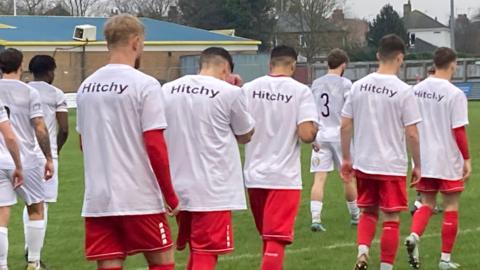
[359, 83, 398, 98]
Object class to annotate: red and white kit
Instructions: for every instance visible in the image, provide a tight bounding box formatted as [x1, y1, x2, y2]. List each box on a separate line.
[162, 75, 255, 254]
[243, 75, 318, 242]
[76, 64, 176, 261]
[413, 77, 469, 193]
[342, 73, 422, 211]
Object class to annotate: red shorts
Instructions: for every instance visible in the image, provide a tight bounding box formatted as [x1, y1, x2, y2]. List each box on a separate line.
[248, 188, 301, 244]
[416, 178, 464, 193]
[85, 214, 173, 261]
[176, 211, 233, 254]
[355, 170, 408, 212]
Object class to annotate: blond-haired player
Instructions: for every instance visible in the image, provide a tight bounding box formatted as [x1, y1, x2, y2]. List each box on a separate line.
[76, 15, 179, 270]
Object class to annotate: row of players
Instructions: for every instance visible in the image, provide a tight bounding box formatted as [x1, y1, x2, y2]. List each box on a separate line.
[0, 48, 69, 270]
[0, 13, 471, 270]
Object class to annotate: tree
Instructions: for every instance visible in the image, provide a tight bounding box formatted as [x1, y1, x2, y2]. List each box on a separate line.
[113, 0, 174, 20]
[178, 0, 275, 50]
[62, 0, 96, 16]
[288, 0, 340, 62]
[19, 0, 50, 15]
[367, 4, 408, 47]
[0, 0, 14, 15]
[223, 0, 276, 51]
[178, 0, 228, 30]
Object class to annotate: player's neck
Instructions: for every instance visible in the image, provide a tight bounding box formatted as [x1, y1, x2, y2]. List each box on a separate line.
[269, 67, 293, 77]
[432, 70, 452, 81]
[109, 51, 136, 68]
[327, 69, 343, 76]
[199, 68, 224, 81]
[2, 72, 21, 80]
[377, 63, 400, 75]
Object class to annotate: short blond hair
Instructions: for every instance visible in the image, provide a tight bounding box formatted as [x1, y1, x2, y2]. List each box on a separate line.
[104, 14, 145, 49]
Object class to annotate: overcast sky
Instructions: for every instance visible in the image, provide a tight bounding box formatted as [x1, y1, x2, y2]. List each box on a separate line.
[343, 0, 480, 24]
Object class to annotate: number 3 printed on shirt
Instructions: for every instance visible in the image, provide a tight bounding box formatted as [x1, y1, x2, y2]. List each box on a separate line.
[320, 93, 330, 117]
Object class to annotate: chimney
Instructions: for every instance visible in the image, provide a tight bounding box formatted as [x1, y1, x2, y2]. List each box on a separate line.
[332, 9, 345, 24]
[404, 0, 412, 16]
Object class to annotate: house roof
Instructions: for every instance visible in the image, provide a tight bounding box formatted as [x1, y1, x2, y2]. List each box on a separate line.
[0, 16, 260, 46]
[411, 37, 438, 53]
[276, 13, 344, 33]
[403, 10, 449, 30]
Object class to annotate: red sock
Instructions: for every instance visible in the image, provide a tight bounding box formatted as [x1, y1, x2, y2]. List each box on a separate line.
[380, 221, 400, 264]
[190, 252, 218, 270]
[411, 205, 433, 237]
[261, 241, 285, 270]
[149, 264, 175, 270]
[442, 211, 459, 253]
[187, 255, 193, 270]
[357, 212, 378, 246]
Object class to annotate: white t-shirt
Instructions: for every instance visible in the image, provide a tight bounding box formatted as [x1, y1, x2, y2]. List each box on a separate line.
[342, 73, 422, 176]
[0, 79, 44, 170]
[243, 75, 318, 189]
[162, 75, 254, 211]
[76, 64, 168, 217]
[414, 77, 468, 180]
[312, 74, 352, 142]
[29, 81, 68, 160]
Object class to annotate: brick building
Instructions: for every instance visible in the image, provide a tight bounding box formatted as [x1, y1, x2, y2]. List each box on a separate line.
[0, 16, 259, 92]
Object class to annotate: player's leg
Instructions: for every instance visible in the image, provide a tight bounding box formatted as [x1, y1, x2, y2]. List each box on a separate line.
[405, 180, 437, 270]
[354, 173, 380, 269]
[333, 143, 360, 225]
[309, 145, 333, 232]
[124, 214, 175, 269]
[310, 171, 327, 231]
[260, 189, 301, 270]
[378, 177, 408, 270]
[187, 211, 233, 270]
[248, 188, 268, 253]
[85, 216, 126, 269]
[439, 189, 462, 269]
[0, 170, 16, 270]
[0, 207, 11, 270]
[15, 167, 46, 270]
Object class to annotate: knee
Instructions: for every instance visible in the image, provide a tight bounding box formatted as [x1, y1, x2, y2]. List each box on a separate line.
[382, 211, 400, 222]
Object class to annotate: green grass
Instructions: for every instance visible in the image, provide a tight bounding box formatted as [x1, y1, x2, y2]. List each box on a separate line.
[6, 103, 480, 270]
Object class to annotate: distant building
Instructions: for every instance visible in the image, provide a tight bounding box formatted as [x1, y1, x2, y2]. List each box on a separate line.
[403, 0, 451, 51]
[330, 9, 368, 48]
[274, 12, 346, 61]
[0, 16, 259, 92]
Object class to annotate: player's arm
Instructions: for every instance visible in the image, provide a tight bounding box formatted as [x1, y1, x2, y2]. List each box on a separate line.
[340, 116, 354, 182]
[453, 126, 471, 181]
[32, 117, 54, 180]
[231, 89, 255, 144]
[297, 87, 318, 144]
[236, 129, 254, 144]
[405, 124, 421, 186]
[143, 129, 179, 214]
[0, 120, 23, 188]
[297, 122, 317, 143]
[56, 111, 69, 154]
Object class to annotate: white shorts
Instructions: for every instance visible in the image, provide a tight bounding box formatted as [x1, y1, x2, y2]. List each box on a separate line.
[44, 158, 59, 203]
[310, 142, 342, 173]
[0, 166, 44, 207]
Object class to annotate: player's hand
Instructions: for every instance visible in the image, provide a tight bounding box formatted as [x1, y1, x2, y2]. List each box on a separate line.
[44, 159, 54, 181]
[167, 204, 180, 217]
[11, 168, 24, 189]
[340, 159, 354, 183]
[410, 166, 421, 187]
[312, 142, 320, 152]
[226, 74, 244, 87]
[462, 159, 472, 182]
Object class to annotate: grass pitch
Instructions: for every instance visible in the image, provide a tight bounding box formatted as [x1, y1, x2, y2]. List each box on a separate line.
[5, 103, 480, 269]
